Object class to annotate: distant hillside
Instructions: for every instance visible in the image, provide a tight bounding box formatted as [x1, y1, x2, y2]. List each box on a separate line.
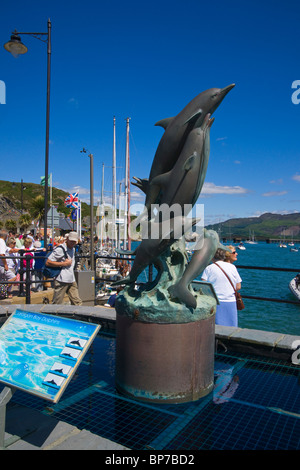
[205, 212, 300, 241]
[0, 180, 91, 219]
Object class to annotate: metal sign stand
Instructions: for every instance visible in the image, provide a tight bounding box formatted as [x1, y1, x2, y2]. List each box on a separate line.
[0, 386, 16, 449]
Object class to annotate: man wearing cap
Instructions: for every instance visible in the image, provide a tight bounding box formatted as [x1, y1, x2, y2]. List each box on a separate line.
[46, 232, 82, 305]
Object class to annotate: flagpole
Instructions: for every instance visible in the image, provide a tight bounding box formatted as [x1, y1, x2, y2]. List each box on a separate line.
[100, 163, 104, 247]
[112, 116, 117, 252]
[79, 200, 82, 240]
[50, 173, 54, 242]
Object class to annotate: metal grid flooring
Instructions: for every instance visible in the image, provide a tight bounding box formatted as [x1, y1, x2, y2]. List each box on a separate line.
[4, 333, 300, 450]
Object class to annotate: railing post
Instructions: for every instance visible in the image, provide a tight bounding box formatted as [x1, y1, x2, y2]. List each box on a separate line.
[25, 256, 31, 304]
[18, 250, 25, 297]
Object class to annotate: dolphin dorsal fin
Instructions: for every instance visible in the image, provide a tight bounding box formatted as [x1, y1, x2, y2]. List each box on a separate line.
[154, 117, 174, 129]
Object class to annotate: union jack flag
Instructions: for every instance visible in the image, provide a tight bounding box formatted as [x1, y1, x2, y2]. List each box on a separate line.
[64, 192, 79, 209]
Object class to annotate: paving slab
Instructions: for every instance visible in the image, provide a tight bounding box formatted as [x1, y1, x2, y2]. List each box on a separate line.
[4, 404, 128, 450]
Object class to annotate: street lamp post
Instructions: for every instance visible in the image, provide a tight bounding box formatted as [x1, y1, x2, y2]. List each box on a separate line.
[81, 148, 94, 271]
[4, 19, 52, 249]
[21, 179, 26, 213]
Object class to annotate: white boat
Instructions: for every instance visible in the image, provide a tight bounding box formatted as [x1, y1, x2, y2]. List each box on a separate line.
[245, 231, 258, 244]
[289, 274, 300, 301]
[96, 285, 117, 305]
[290, 247, 299, 252]
[237, 242, 246, 250]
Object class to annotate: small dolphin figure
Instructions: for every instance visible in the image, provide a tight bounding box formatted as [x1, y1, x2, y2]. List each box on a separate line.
[46, 379, 58, 386]
[70, 339, 82, 347]
[168, 229, 228, 309]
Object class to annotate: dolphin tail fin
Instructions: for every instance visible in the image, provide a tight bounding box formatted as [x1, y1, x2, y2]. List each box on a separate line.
[132, 176, 149, 194]
[111, 275, 133, 287]
[115, 247, 137, 255]
[168, 282, 197, 309]
[218, 242, 231, 251]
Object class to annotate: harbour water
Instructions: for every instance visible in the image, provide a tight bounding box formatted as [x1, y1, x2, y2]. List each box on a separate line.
[227, 242, 300, 336]
[133, 241, 300, 336]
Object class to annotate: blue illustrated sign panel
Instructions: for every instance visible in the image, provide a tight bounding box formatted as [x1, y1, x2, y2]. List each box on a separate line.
[0, 309, 100, 402]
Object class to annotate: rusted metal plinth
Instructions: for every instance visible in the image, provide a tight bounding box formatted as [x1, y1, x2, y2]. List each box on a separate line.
[115, 313, 215, 403]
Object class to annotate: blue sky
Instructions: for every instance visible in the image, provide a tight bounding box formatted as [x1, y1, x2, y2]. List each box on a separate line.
[1, 0, 300, 225]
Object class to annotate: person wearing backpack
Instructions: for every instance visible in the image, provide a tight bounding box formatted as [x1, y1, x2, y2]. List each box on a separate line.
[46, 232, 82, 305]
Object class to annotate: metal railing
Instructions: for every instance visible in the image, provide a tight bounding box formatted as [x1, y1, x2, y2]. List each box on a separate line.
[0, 253, 299, 306]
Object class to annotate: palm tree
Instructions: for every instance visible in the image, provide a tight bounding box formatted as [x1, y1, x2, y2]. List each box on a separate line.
[30, 195, 46, 226]
[5, 219, 17, 232]
[19, 213, 32, 233]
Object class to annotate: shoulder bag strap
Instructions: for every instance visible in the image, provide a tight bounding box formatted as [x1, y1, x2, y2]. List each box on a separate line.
[53, 245, 68, 260]
[213, 262, 237, 295]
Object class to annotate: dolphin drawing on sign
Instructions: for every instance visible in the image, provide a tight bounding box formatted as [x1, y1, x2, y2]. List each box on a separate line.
[149, 113, 214, 216]
[132, 84, 235, 211]
[168, 229, 229, 309]
[113, 216, 200, 286]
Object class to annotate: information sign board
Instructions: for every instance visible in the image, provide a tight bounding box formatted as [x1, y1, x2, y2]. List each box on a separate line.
[0, 309, 100, 402]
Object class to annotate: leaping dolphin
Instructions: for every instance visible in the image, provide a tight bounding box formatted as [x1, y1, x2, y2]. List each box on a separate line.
[132, 84, 235, 210]
[168, 229, 228, 309]
[149, 113, 214, 214]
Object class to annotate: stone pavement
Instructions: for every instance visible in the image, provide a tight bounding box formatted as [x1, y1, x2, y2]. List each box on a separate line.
[4, 404, 128, 450]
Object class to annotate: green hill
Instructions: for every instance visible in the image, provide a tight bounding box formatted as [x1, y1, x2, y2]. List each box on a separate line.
[205, 212, 300, 241]
[0, 180, 90, 219]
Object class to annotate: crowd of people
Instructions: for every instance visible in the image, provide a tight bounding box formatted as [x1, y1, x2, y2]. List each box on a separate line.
[0, 229, 82, 305]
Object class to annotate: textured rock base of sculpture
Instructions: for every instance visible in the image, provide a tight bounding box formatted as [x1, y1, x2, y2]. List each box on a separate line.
[115, 241, 216, 403]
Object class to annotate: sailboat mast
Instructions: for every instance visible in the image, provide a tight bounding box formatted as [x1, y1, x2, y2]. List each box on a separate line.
[124, 117, 131, 249]
[127, 118, 131, 251]
[112, 116, 117, 251]
[118, 182, 122, 250]
[100, 162, 104, 247]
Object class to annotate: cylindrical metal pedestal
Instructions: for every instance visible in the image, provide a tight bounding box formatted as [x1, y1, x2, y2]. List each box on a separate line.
[115, 313, 215, 403]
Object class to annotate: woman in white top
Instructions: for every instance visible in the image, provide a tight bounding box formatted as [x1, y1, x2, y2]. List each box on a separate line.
[202, 247, 242, 327]
[5, 238, 19, 297]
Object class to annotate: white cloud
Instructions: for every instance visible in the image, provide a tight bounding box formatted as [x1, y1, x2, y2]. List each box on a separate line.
[201, 182, 249, 195]
[262, 191, 287, 197]
[270, 178, 283, 184]
[292, 173, 300, 182]
[130, 190, 145, 201]
[68, 97, 79, 107]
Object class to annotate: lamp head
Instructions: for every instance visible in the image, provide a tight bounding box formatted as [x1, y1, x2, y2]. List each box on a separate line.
[4, 31, 28, 57]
